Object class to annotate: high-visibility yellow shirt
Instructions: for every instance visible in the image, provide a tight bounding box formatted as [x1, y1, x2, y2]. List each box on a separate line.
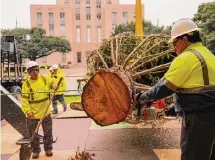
[164, 42, 215, 90]
[21, 75, 54, 119]
[51, 69, 67, 95]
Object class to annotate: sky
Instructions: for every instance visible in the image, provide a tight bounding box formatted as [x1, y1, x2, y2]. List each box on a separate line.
[0, 0, 214, 29]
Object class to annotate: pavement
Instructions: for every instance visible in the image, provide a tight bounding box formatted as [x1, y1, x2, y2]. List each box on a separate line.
[1, 106, 181, 160]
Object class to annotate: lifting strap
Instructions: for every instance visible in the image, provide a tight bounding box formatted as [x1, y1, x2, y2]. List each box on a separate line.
[189, 49, 210, 85]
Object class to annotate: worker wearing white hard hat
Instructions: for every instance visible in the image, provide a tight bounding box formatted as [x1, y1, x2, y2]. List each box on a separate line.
[51, 64, 59, 76]
[134, 18, 215, 160]
[21, 60, 57, 158]
[52, 64, 58, 70]
[26, 61, 39, 71]
[50, 64, 67, 114]
[169, 18, 200, 43]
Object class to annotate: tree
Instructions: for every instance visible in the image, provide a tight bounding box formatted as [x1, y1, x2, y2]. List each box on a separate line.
[1, 27, 71, 60]
[112, 20, 171, 36]
[193, 1, 215, 54]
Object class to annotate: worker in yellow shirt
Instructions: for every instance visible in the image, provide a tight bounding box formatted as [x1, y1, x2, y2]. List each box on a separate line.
[134, 19, 215, 160]
[51, 64, 67, 114]
[21, 61, 57, 159]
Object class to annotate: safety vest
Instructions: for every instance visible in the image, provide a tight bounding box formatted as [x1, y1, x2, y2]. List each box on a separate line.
[51, 69, 66, 95]
[163, 42, 215, 112]
[21, 75, 51, 119]
[23, 76, 49, 104]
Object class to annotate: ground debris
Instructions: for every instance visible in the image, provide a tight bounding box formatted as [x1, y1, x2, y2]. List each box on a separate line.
[68, 147, 95, 160]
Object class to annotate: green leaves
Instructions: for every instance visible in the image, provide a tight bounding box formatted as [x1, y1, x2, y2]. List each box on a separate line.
[112, 20, 171, 36]
[193, 2, 215, 54]
[1, 27, 71, 60]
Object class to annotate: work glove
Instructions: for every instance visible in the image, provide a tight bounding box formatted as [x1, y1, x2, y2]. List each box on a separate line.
[27, 112, 34, 119]
[132, 88, 142, 104]
[133, 93, 142, 104]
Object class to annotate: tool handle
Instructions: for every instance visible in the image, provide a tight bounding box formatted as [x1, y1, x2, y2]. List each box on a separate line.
[57, 77, 63, 87]
[29, 77, 63, 145]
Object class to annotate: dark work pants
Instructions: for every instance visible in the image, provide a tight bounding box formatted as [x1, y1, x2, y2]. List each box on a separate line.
[181, 111, 215, 160]
[26, 114, 53, 153]
[52, 94, 67, 111]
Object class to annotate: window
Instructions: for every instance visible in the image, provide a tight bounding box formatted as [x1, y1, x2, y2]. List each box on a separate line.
[37, 12, 42, 27]
[106, 0, 112, 4]
[75, 0, 80, 20]
[76, 26, 81, 43]
[60, 12, 65, 25]
[64, 0, 70, 4]
[96, 0, 101, 8]
[60, 25, 66, 37]
[49, 24, 54, 36]
[48, 12, 54, 24]
[42, 56, 47, 63]
[123, 12, 128, 23]
[62, 53, 66, 63]
[86, 0, 90, 5]
[77, 52, 82, 63]
[86, 0, 91, 20]
[75, 9, 80, 20]
[86, 14, 91, 20]
[97, 25, 102, 43]
[48, 12, 54, 35]
[96, 0, 101, 20]
[86, 25, 91, 43]
[60, 13, 66, 37]
[97, 13, 101, 20]
[112, 12, 117, 30]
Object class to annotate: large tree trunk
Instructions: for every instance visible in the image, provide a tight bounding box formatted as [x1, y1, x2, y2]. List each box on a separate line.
[83, 32, 175, 126]
[82, 70, 132, 126]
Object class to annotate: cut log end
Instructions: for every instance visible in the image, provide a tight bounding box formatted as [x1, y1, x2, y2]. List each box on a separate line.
[82, 70, 132, 126]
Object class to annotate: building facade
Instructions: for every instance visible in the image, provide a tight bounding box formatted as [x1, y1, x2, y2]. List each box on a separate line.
[30, 0, 144, 68]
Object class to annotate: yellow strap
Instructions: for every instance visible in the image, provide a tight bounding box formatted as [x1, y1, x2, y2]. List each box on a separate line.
[189, 49, 210, 85]
[22, 95, 29, 99]
[29, 97, 49, 104]
[25, 76, 47, 101]
[25, 80, 34, 100]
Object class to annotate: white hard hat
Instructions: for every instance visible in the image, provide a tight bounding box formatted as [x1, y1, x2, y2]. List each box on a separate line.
[26, 61, 39, 70]
[52, 64, 58, 69]
[169, 19, 199, 43]
[49, 67, 52, 71]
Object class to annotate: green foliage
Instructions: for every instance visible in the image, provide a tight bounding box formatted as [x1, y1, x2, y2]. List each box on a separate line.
[193, 1, 215, 54]
[112, 20, 171, 36]
[1, 27, 71, 60]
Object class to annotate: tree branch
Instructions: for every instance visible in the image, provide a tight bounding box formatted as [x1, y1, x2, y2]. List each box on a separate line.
[96, 50, 109, 69]
[134, 85, 151, 91]
[131, 49, 174, 70]
[123, 34, 169, 69]
[116, 36, 119, 66]
[133, 82, 151, 89]
[111, 39, 116, 65]
[129, 40, 167, 69]
[132, 62, 171, 77]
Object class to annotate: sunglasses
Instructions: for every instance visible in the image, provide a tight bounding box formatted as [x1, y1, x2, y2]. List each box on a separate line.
[173, 39, 181, 47]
